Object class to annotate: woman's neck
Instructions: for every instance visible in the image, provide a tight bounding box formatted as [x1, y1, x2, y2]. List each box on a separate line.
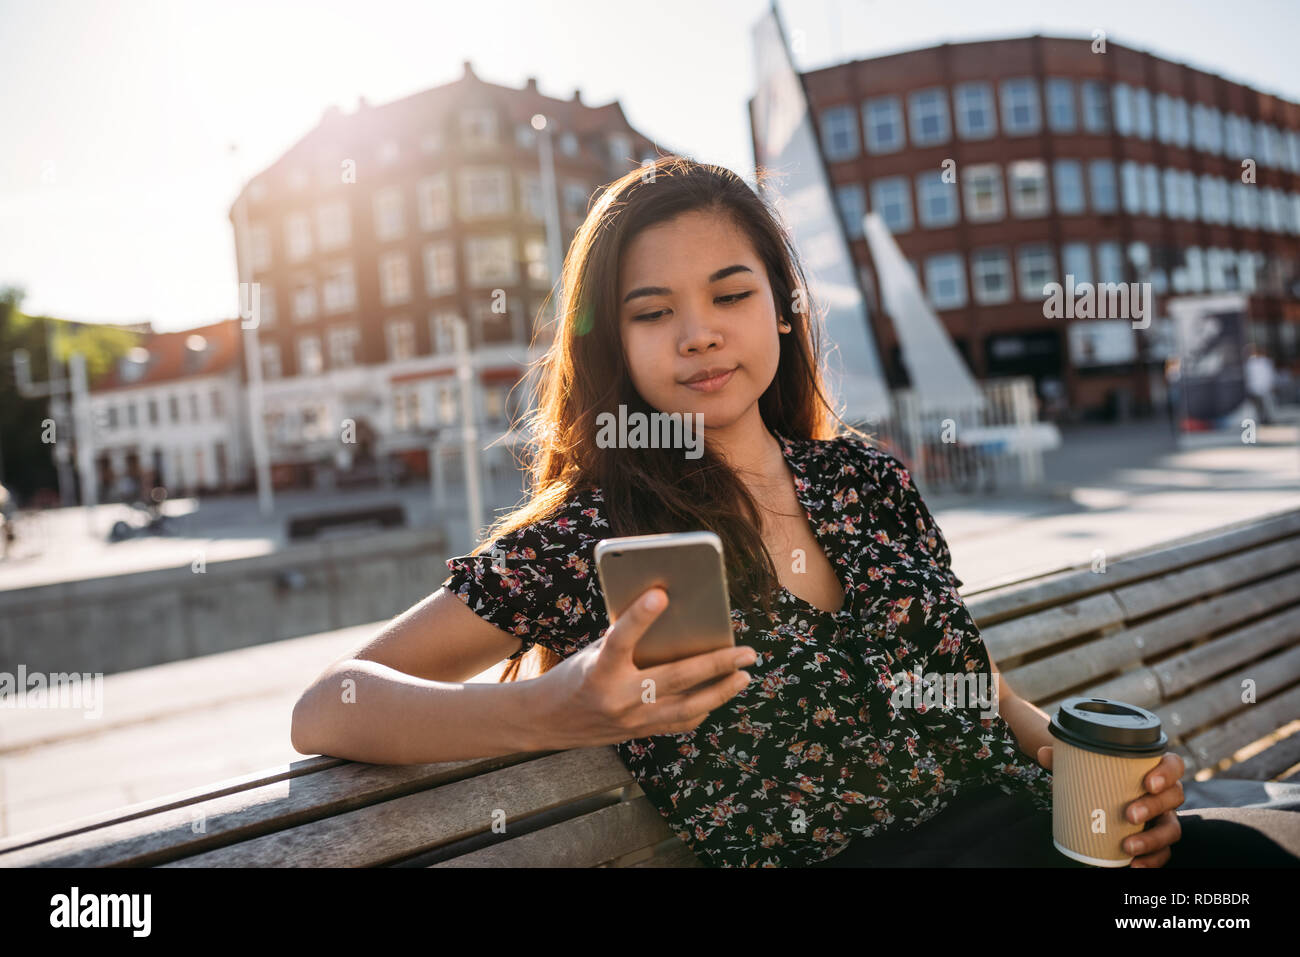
[706, 406, 792, 504]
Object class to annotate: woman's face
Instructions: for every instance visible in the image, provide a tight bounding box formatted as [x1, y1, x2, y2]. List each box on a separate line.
[616, 208, 788, 431]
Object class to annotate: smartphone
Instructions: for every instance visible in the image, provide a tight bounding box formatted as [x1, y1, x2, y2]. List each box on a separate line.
[594, 531, 735, 669]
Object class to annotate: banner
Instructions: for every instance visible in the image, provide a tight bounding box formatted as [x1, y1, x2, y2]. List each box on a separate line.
[750, 2, 891, 423]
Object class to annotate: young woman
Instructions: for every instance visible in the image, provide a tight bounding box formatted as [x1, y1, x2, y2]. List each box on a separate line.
[292, 157, 1298, 869]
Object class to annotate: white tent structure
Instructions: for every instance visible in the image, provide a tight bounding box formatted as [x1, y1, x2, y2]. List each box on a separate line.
[861, 211, 985, 414]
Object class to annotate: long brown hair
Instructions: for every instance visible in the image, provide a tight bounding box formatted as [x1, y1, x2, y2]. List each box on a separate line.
[486, 156, 870, 681]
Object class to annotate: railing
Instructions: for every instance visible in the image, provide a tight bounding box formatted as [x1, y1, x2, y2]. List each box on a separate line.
[849, 375, 1057, 496]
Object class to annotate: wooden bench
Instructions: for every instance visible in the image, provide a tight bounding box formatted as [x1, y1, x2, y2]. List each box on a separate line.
[4, 507, 1298, 868]
[285, 503, 406, 541]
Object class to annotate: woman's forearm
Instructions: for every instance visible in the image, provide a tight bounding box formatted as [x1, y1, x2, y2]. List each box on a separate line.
[1000, 691, 1054, 763]
[291, 659, 550, 764]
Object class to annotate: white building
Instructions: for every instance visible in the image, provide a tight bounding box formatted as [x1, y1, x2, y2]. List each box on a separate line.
[88, 319, 250, 497]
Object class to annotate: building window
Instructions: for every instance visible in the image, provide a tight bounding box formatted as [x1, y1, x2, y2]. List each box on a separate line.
[250, 223, 272, 272]
[1045, 78, 1076, 133]
[1008, 160, 1049, 217]
[465, 236, 517, 287]
[1194, 104, 1223, 153]
[519, 172, 543, 220]
[458, 167, 511, 219]
[915, 171, 958, 227]
[970, 248, 1012, 304]
[127, 402, 138, 428]
[430, 311, 459, 354]
[392, 386, 422, 431]
[1016, 244, 1056, 300]
[435, 381, 457, 424]
[189, 392, 200, 422]
[386, 317, 417, 361]
[1053, 159, 1085, 214]
[1061, 242, 1093, 286]
[423, 241, 457, 296]
[322, 262, 357, 313]
[1171, 98, 1191, 148]
[168, 394, 180, 423]
[1163, 168, 1183, 219]
[420, 128, 443, 153]
[298, 335, 323, 376]
[1089, 160, 1118, 213]
[1120, 161, 1142, 214]
[461, 108, 499, 148]
[907, 88, 950, 147]
[379, 251, 412, 305]
[315, 200, 350, 251]
[820, 105, 859, 160]
[1095, 242, 1124, 284]
[292, 277, 318, 321]
[523, 236, 550, 283]
[373, 187, 405, 242]
[924, 253, 966, 309]
[1133, 88, 1153, 139]
[871, 177, 912, 233]
[328, 325, 361, 368]
[835, 183, 866, 237]
[1080, 80, 1110, 133]
[1141, 164, 1162, 217]
[954, 83, 996, 139]
[285, 213, 312, 262]
[1000, 78, 1041, 135]
[210, 389, 224, 420]
[483, 385, 507, 424]
[962, 164, 1004, 222]
[559, 131, 579, 157]
[260, 343, 281, 380]
[1113, 84, 1134, 135]
[147, 398, 158, 425]
[563, 182, 589, 219]
[416, 174, 451, 231]
[1155, 93, 1175, 144]
[863, 96, 904, 153]
[471, 298, 516, 344]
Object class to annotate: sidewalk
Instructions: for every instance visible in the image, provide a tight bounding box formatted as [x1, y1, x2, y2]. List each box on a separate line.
[2, 415, 1298, 840]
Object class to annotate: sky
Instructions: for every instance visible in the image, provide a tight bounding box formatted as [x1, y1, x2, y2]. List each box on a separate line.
[2, 0, 1299, 332]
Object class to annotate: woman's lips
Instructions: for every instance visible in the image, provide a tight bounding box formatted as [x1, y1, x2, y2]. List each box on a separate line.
[681, 368, 736, 392]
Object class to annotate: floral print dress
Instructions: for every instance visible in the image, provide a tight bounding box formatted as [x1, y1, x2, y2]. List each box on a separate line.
[442, 430, 1054, 867]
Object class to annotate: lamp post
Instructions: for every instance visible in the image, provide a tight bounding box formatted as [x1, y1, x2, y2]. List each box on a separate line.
[452, 316, 485, 545]
[230, 143, 275, 518]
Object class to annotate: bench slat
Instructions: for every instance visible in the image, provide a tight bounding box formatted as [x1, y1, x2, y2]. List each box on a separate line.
[981, 592, 1125, 662]
[432, 795, 671, 867]
[161, 747, 633, 867]
[1181, 684, 1300, 771]
[1154, 606, 1300, 698]
[1155, 646, 1300, 742]
[1020, 569, 1300, 699]
[1039, 666, 1162, 716]
[1112, 538, 1300, 620]
[1216, 732, 1300, 781]
[0, 752, 548, 867]
[966, 510, 1300, 626]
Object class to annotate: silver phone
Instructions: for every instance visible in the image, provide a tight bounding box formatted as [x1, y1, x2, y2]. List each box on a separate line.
[594, 531, 735, 669]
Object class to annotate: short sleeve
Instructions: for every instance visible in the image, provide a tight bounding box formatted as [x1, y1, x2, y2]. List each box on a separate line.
[851, 440, 965, 590]
[440, 495, 607, 660]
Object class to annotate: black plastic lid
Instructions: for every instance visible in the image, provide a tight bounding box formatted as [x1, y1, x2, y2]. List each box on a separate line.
[1048, 697, 1167, 759]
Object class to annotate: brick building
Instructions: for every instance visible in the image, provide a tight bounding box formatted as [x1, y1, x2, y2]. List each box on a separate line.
[783, 34, 1300, 420]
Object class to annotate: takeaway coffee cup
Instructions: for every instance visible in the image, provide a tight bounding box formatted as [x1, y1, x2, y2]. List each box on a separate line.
[1048, 697, 1168, 867]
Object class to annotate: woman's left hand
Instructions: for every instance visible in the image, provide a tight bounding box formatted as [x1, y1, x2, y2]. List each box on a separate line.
[1036, 746, 1186, 868]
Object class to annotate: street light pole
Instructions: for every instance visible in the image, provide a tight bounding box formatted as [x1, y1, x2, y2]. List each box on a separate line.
[453, 317, 485, 545]
[230, 145, 274, 517]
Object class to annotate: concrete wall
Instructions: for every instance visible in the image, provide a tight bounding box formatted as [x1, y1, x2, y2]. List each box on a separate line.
[0, 527, 449, 676]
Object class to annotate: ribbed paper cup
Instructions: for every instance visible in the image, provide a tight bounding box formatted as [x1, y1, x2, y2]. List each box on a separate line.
[1049, 698, 1167, 868]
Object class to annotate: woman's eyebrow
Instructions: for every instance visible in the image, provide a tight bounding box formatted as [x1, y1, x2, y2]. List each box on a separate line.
[621, 264, 753, 304]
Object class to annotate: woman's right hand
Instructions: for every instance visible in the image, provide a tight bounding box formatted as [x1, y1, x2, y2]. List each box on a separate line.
[533, 586, 756, 749]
